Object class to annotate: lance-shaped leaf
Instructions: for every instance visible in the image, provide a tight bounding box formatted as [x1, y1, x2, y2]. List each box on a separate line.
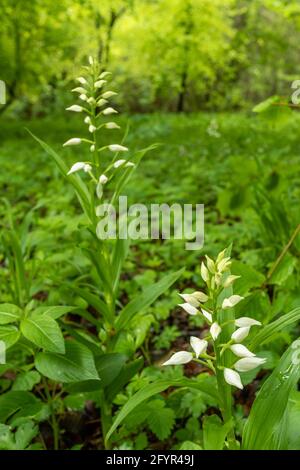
[21, 314, 65, 354]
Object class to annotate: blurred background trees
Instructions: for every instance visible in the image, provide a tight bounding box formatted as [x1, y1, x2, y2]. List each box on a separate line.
[1, 0, 300, 115]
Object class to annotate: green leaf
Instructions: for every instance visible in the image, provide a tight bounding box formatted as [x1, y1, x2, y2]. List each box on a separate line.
[242, 339, 300, 449]
[105, 377, 218, 445]
[203, 415, 232, 450]
[0, 391, 40, 422]
[34, 305, 76, 320]
[268, 253, 297, 286]
[179, 441, 202, 450]
[106, 357, 144, 402]
[0, 325, 20, 348]
[115, 268, 184, 330]
[0, 304, 22, 325]
[21, 314, 65, 353]
[249, 307, 300, 349]
[230, 261, 265, 295]
[95, 353, 127, 388]
[146, 400, 175, 440]
[12, 371, 41, 391]
[35, 340, 100, 383]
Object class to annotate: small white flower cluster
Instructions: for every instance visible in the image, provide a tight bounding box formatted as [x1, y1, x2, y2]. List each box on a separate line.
[62, 56, 135, 194]
[163, 250, 266, 390]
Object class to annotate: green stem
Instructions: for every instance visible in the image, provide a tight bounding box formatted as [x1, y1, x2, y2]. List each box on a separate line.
[43, 378, 59, 450]
[100, 391, 113, 450]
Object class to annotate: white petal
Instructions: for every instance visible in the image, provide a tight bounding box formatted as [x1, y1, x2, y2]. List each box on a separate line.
[162, 351, 193, 366]
[95, 79, 107, 88]
[223, 275, 240, 288]
[224, 368, 243, 390]
[84, 116, 91, 124]
[222, 295, 244, 309]
[66, 105, 83, 112]
[235, 317, 261, 328]
[105, 122, 120, 129]
[231, 327, 250, 342]
[99, 174, 108, 184]
[97, 99, 108, 107]
[79, 94, 88, 101]
[89, 125, 97, 133]
[72, 87, 86, 94]
[125, 162, 135, 167]
[109, 144, 128, 152]
[217, 257, 231, 272]
[113, 159, 126, 168]
[190, 337, 208, 358]
[230, 344, 255, 358]
[178, 294, 199, 308]
[90, 145, 95, 152]
[63, 138, 82, 147]
[201, 309, 212, 323]
[210, 322, 221, 340]
[178, 303, 198, 316]
[103, 107, 118, 115]
[234, 356, 267, 372]
[67, 162, 85, 175]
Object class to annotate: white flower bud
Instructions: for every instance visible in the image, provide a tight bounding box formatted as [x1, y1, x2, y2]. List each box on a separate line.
[66, 105, 83, 112]
[96, 182, 103, 199]
[216, 249, 226, 264]
[87, 97, 96, 105]
[84, 116, 91, 124]
[201, 309, 212, 323]
[103, 107, 118, 115]
[113, 159, 126, 168]
[190, 337, 208, 358]
[99, 71, 112, 79]
[230, 344, 255, 358]
[105, 122, 120, 129]
[223, 275, 240, 288]
[95, 80, 107, 88]
[63, 138, 82, 147]
[222, 295, 244, 309]
[235, 317, 261, 328]
[205, 255, 215, 273]
[89, 124, 97, 133]
[163, 351, 193, 366]
[67, 162, 85, 175]
[125, 162, 135, 167]
[90, 145, 95, 152]
[217, 257, 231, 273]
[76, 77, 87, 85]
[234, 356, 267, 372]
[109, 144, 128, 152]
[97, 99, 108, 107]
[84, 164, 92, 172]
[224, 368, 243, 390]
[179, 294, 199, 308]
[79, 94, 88, 101]
[102, 91, 117, 99]
[88, 56, 94, 65]
[72, 87, 87, 94]
[99, 174, 108, 184]
[231, 327, 250, 343]
[178, 303, 198, 316]
[201, 262, 209, 282]
[210, 322, 221, 340]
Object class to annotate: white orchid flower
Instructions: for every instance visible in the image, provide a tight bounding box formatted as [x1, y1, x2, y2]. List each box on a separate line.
[103, 107, 118, 115]
[235, 317, 261, 328]
[113, 159, 126, 168]
[90, 145, 95, 152]
[79, 94, 88, 101]
[84, 116, 91, 124]
[190, 337, 208, 358]
[178, 303, 198, 316]
[222, 295, 244, 309]
[205, 255, 215, 273]
[230, 344, 255, 358]
[108, 144, 128, 152]
[201, 309, 212, 323]
[210, 322, 221, 340]
[125, 162, 135, 167]
[95, 80, 107, 88]
[67, 162, 91, 175]
[72, 87, 86, 94]
[223, 275, 240, 288]
[162, 351, 193, 366]
[217, 257, 231, 273]
[224, 368, 243, 390]
[179, 294, 199, 308]
[97, 99, 108, 107]
[89, 124, 97, 133]
[66, 105, 83, 112]
[102, 91, 117, 99]
[76, 77, 87, 85]
[231, 326, 250, 343]
[99, 174, 108, 184]
[192, 291, 208, 303]
[234, 356, 267, 372]
[63, 138, 81, 147]
[105, 122, 120, 129]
